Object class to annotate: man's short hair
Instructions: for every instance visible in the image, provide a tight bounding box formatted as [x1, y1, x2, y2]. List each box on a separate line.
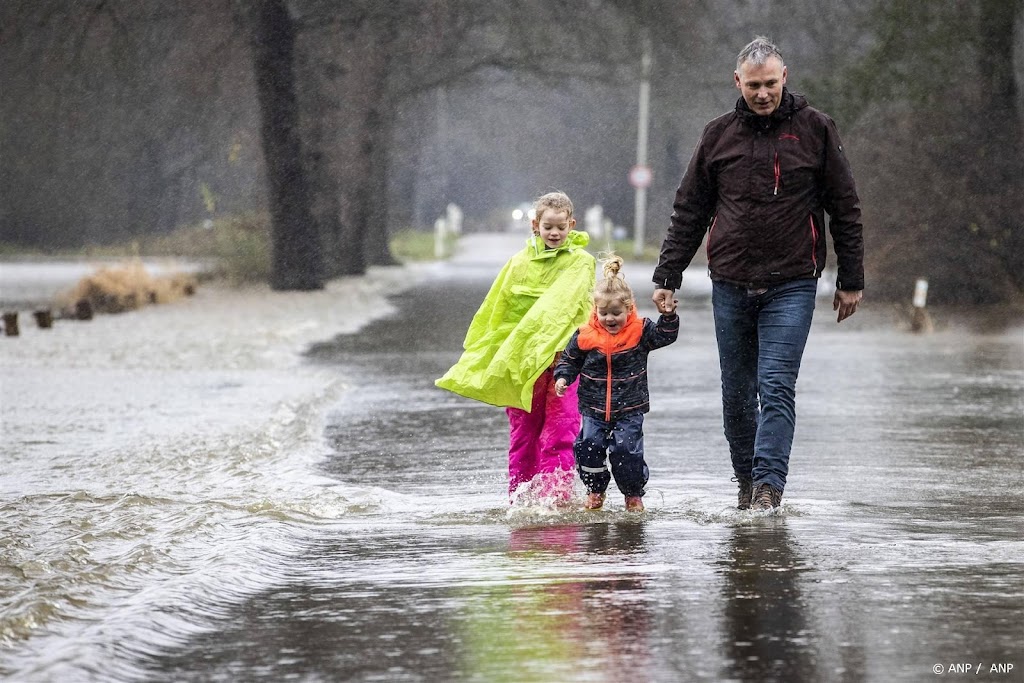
[736, 36, 784, 70]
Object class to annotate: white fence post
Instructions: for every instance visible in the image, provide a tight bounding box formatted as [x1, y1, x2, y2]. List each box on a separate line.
[911, 278, 933, 333]
[434, 217, 448, 259]
[445, 203, 463, 236]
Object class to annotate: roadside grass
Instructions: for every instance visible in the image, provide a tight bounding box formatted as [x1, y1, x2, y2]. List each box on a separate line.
[594, 239, 662, 263]
[389, 228, 458, 261]
[2, 225, 674, 317]
[142, 213, 272, 284]
[0, 214, 269, 284]
[2, 223, 663, 273]
[0, 218, 458, 287]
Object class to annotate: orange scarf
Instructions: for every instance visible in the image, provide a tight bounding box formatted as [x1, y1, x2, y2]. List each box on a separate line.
[577, 307, 643, 420]
[577, 307, 643, 353]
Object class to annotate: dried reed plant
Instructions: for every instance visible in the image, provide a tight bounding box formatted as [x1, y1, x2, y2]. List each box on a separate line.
[60, 260, 197, 314]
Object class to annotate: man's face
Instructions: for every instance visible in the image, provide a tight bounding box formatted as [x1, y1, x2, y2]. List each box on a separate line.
[734, 56, 787, 116]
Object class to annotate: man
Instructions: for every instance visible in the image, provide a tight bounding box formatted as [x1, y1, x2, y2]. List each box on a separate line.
[652, 36, 864, 511]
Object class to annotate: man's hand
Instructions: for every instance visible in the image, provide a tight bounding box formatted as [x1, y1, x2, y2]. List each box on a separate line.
[833, 289, 863, 323]
[653, 288, 677, 315]
[554, 378, 568, 397]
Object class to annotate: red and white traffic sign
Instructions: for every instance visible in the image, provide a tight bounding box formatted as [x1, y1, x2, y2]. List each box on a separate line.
[629, 165, 652, 188]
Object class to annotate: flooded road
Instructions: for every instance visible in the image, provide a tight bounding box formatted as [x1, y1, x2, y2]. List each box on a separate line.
[156, 244, 1024, 681]
[2, 239, 1022, 681]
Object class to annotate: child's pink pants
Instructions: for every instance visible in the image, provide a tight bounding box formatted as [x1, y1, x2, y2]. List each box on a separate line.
[506, 367, 580, 500]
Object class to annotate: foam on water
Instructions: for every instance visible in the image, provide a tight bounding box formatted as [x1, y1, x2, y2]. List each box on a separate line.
[0, 264, 429, 677]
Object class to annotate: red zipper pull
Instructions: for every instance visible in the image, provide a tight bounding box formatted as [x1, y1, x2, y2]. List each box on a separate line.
[773, 151, 780, 196]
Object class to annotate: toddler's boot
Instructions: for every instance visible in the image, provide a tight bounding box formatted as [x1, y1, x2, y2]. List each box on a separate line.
[624, 495, 644, 512]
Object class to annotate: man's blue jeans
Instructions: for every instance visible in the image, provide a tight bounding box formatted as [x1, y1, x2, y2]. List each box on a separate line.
[712, 279, 817, 492]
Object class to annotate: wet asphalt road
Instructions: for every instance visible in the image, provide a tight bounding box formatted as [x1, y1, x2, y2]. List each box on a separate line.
[141, 235, 1023, 682]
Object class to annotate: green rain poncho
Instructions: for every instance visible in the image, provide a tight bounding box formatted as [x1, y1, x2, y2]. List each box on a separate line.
[436, 231, 596, 411]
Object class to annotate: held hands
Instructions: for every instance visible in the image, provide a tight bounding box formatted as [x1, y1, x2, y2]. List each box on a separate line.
[833, 289, 863, 323]
[554, 378, 568, 397]
[652, 288, 678, 315]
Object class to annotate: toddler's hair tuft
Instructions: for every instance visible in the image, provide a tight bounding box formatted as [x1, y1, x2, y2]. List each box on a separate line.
[594, 253, 633, 309]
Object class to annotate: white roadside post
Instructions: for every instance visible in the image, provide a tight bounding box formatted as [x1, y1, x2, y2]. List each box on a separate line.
[445, 203, 463, 236]
[632, 37, 653, 259]
[585, 205, 607, 251]
[911, 278, 933, 333]
[434, 217, 448, 259]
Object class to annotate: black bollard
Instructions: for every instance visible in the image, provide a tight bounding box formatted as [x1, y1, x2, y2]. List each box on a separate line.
[33, 309, 53, 329]
[3, 311, 19, 336]
[75, 300, 94, 321]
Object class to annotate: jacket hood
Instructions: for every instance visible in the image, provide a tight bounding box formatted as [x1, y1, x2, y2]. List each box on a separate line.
[527, 229, 590, 256]
[736, 88, 808, 129]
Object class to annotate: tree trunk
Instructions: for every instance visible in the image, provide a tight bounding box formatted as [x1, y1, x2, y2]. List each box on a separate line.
[977, 0, 1023, 286]
[363, 103, 400, 266]
[977, 0, 1022, 174]
[298, 74, 349, 279]
[250, 0, 323, 290]
[292, 15, 366, 279]
[356, 9, 399, 267]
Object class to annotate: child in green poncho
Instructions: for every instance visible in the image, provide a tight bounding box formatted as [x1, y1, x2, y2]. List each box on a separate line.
[436, 192, 596, 503]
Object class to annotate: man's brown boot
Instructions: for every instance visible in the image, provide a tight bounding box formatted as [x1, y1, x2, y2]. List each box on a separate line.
[752, 482, 782, 511]
[735, 478, 753, 510]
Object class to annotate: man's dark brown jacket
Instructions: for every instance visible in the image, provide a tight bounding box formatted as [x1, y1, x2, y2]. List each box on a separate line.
[654, 89, 864, 291]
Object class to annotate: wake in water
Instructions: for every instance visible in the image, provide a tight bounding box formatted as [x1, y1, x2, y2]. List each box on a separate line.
[0, 266, 421, 680]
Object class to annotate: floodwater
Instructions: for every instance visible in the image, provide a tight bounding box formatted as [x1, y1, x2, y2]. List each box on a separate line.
[1, 237, 1022, 682]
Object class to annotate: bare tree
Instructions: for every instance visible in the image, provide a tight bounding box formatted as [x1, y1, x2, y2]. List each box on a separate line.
[281, 0, 642, 275]
[244, 0, 323, 290]
[838, 0, 1024, 303]
[18, 0, 1017, 305]
[0, 0, 260, 248]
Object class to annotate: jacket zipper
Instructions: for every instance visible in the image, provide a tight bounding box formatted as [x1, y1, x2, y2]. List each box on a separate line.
[773, 151, 780, 196]
[604, 352, 612, 421]
[808, 216, 819, 276]
[705, 215, 718, 264]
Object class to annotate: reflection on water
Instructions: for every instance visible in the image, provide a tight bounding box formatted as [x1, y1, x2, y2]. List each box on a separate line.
[471, 523, 653, 683]
[142, 522, 658, 683]
[719, 522, 817, 683]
